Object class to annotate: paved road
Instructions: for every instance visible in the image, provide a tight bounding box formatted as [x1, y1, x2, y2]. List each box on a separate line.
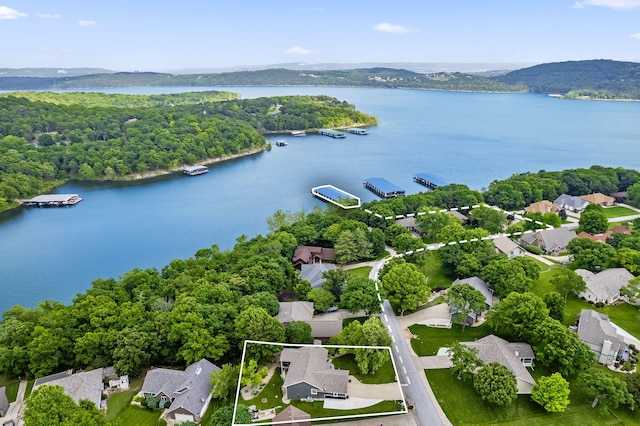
[369, 259, 447, 426]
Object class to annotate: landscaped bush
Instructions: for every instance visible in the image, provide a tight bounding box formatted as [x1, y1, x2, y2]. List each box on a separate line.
[595, 302, 605, 308]
[525, 245, 543, 255]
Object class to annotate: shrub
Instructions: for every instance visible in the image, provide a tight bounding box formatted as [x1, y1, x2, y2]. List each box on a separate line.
[595, 302, 605, 308]
[525, 245, 543, 255]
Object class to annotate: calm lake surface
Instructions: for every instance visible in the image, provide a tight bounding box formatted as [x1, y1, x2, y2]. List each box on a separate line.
[1, 86, 639, 313]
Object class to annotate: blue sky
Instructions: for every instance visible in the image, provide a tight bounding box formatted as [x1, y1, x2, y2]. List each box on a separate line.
[1, 0, 639, 71]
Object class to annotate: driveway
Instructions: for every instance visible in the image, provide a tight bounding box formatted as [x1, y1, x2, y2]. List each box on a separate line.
[396, 303, 451, 329]
[346, 376, 404, 400]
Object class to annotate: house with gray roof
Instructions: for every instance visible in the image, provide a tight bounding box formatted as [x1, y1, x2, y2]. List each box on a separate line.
[493, 236, 525, 259]
[577, 267, 634, 305]
[300, 263, 337, 288]
[554, 193, 589, 212]
[577, 309, 626, 365]
[463, 335, 536, 394]
[0, 387, 9, 417]
[450, 277, 495, 324]
[519, 228, 577, 255]
[33, 368, 104, 408]
[279, 346, 349, 400]
[276, 301, 352, 338]
[140, 358, 219, 423]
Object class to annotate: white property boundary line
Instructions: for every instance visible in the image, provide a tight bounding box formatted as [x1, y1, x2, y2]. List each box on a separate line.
[232, 340, 407, 425]
[311, 185, 362, 209]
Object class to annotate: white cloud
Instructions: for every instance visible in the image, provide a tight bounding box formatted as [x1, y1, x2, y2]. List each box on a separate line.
[284, 46, 312, 55]
[37, 13, 61, 19]
[0, 6, 27, 19]
[632, 32, 640, 39]
[77, 20, 96, 27]
[572, 0, 640, 9]
[373, 22, 417, 34]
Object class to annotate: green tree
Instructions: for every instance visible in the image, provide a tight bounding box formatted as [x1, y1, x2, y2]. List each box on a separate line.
[210, 404, 252, 426]
[415, 208, 461, 241]
[210, 363, 240, 400]
[447, 342, 483, 381]
[550, 268, 586, 300]
[531, 373, 571, 412]
[473, 362, 518, 406]
[490, 292, 548, 339]
[579, 203, 609, 234]
[307, 288, 335, 313]
[381, 262, 429, 315]
[322, 269, 349, 300]
[23, 385, 107, 426]
[621, 276, 640, 304]
[294, 279, 312, 300]
[469, 205, 507, 234]
[340, 276, 382, 315]
[482, 257, 532, 299]
[331, 317, 391, 375]
[285, 321, 313, 344]
[531, 318, 594, 376]
[448, 284, 486, 331]
[577, 368, 632, 409]
[234, 307, 285, 362]
[241, 358, 268, 387]
[543, 292, 565, 322]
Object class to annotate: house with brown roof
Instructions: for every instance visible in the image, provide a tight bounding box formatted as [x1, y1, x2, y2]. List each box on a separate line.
[579, 192, 615, 206]
[272, 405, 311, 426]
[139, 358, 219, 423]
[279, 346, 349, 400]
[577, 267, 634, 305]
[463, 335, 536, 394]
[577, 309, 627, 365]
[524, 200, 559, 214]
[33, 368, 104, 408]
[577, 225, 632, 243]
[292, 246, 336, 269]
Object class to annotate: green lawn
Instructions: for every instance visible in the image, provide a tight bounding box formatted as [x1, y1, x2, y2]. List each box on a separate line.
[106, 376, 166, 426]
[564, 297, 640, 339]
[529, 267, 563, 298]
[331, 353, 396, 384]
[0, 376, 19, 402]
[426, 368, 638, 425]
[419, 251, 452, 289]
[290, 399, 403, 420]
[603, 206, 638, 219]
[243, 368, 284, 411]
[346, 266, 372, 279]
[409, 323, 496, 356]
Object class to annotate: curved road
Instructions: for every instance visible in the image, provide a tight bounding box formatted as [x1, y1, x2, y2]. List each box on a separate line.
[370, 259, 447, 426]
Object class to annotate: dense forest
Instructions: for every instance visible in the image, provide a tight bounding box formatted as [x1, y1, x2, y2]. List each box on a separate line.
[0, 92, 377, 209]
[2, 60, 640, 98]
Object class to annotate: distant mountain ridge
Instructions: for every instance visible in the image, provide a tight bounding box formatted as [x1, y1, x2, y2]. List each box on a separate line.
[1, 60, 639, 99]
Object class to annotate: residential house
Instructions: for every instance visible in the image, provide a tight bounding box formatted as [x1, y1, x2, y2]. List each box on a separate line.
[577, 267, 634, 305]
[276, 301, 355, 338]
[271, 405, 311, 426]
[450, 277, 495, 325]
[140, 358, 219, 423]
[577, 225, 632, 243]
[519, 228, 577, 255]
[292, 246, 336, 269]
[299, 263, 337, 288]
[279, 346, 349, 400]
[579, 192, 615, 206]
[577, 309, 627, 365]
[463, 335, 536, 394]
[448, 210, 469, 224]
[0, 387, 8, 417]
[33, 368, 104, 408]
[611, 192, 628, 203]
[396, 216, 424, 236]
[493, 236, 525, 259]
[553, 194, 589, 212]
[524, 200, 559, 214]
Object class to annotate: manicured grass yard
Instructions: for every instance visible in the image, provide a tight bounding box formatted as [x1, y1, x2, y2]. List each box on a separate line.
[0, 376, 19, 402]
[331, 353, 396, 384]
[420, 251, 452, 289]
[106, 376, 166, 426]
[243, 368, 284, 411]
[346, 265, 372, 279]
[409, 323, 497, 356]
[603, 205, 639, 219]
[290, 399, 403, 420]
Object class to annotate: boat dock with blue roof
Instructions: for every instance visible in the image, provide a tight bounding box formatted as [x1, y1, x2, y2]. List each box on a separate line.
[363, 178, 405, 198]
[413, 173, 447, 190]
[183, 165, 209, 176]
[346, 128, 369, 135]
[311, 185, 361, 209]
[318, 129, 347, 138]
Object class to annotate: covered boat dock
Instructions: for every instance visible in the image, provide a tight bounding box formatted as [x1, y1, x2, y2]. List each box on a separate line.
[183, 165, 209, 176]
[318, 129, 347, 138]
[25, 194, 83, 207]
[346, 128, 369, 135]
[312, 185, 361, 209]
[413, 173, 447, 190]
[363, 178, 405, 198]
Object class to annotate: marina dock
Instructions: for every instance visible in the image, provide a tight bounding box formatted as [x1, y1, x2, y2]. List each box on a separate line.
[363, 178, 405, 198]
[25, 194, 83, 207]
[311, 185, 361, 209]
[291, 130, 306, 137]
[183, 165, 209, 176]
[346, 128, 369, 135]
[318, 129, 347, 138]
[413, 173, 447, 190]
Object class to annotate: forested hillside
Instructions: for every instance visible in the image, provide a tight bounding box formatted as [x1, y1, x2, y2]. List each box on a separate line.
[0, 93, 377, 210]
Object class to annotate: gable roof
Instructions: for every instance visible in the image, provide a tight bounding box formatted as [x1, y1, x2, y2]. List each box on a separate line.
[300, 263, 337, 288]
[272, 405, 311, 426]
[141, 359, 219, 419]
[524, 200, 558, 214]
[0, 386, 9, 414]
[452, 277, 495, 306]
[292, 246, 336, 266]
[276, 301, 314, 323]
[493, 236, 523, 256]
[579, 193, 615, 205]
[33, 368, 104, 407]
[578, 226, 631, 243]
[280, 346, 349, 394]
[577, 309, 623, 354]
[463, 335, 535, 385]
[276, 301, 345, 338]
[576, 268, 634, 302]
[554, 194, 589, 210]
[520, 228, 576, 252]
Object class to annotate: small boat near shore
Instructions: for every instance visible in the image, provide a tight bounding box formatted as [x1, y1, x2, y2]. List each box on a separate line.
[291, 130, 306, 137]
[183, 165, 209, 176]
[275, 140, 288, 146]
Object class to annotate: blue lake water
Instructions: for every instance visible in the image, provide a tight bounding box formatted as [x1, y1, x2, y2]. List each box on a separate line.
[1, 86, 639, 313]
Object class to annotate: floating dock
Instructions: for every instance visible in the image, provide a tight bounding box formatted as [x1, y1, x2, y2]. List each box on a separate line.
[413, 173, 447, 190]
[318, 129, 347, 138]
[363, 178, 405, 198]
[291, 130, 306, 136]
[25, 194, 83, 207]
[312, 185, 361, 209]
[346, 128, 369, 135]
[183, 165, 209, 176]
[275, 140, 288, 146]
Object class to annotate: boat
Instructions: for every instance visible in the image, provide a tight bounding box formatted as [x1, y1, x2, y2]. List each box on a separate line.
[275, 140, 288, 146]
[183, 165, 209, 176]
[291, 130, 306, 137]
